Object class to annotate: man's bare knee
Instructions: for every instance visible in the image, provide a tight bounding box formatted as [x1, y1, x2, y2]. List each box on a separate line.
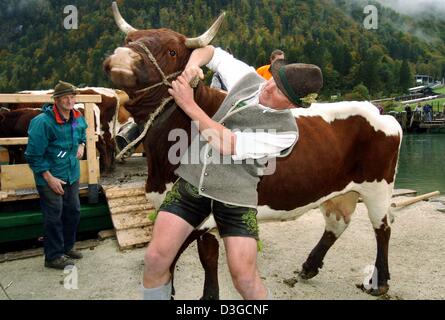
[144, 245, 169, 274]
[231, 271, 256, 292]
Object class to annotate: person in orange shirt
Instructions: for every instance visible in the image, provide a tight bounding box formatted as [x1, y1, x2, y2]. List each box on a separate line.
[256, 49, 285, 80]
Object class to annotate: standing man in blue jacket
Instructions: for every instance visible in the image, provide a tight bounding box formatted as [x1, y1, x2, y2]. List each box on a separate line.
[25, 81, 87, 269]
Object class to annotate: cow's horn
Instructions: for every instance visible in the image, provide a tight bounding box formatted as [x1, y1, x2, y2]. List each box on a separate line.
[112, 2, 138, 34]
[185, 12, 226, 49]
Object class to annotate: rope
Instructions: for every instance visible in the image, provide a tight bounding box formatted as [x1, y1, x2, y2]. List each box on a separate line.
[112, 90, 121, 153]
[115, 97, 173, 160]
[114, 40, 200, 160]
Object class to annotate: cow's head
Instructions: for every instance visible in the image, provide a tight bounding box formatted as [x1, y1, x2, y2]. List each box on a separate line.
[104, 2, 224, 94]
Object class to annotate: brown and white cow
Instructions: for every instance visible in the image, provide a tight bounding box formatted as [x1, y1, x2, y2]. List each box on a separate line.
[104, 2, 402, 299]
[0, 107, 42, 164]
[7, 88, 133, 172]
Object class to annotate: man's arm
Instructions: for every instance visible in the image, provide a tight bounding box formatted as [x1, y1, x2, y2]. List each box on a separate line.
[168, 75, 236, 155]
[180, 45, 215, 83]
[182, 46, 256, 92]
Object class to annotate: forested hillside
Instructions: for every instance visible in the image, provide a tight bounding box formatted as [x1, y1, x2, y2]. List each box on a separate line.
[1, 0, 444, 100]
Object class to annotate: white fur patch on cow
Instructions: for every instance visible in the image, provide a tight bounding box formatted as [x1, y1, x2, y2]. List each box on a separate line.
[77, 87, 117, 98]
[198, 180, 394, 233]
[74, 103, 101, 135]
[109, 117, 134, 138]
[146, 183, 173, 210]
[19, 90, 53, 95]
[323, 211, 349, 238]
[291, 101, 402, 137]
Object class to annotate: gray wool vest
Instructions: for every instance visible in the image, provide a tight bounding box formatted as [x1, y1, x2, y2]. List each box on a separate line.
[175, 72, 298, 207]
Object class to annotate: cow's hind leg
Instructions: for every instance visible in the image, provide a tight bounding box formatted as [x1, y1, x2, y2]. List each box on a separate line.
[168, 230, 220, 300]
[169, 230, 207, 299]
[360, 187, 392, 296]
[299, 192, 359, 280]
[197, 233, 220, 300]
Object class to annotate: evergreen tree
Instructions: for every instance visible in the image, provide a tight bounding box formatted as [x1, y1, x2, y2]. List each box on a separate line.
[399, 59, 413, 92]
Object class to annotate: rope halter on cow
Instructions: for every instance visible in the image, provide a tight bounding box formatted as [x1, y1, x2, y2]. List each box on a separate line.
[114, 40, 198, 160]
[110, 2, 225, 160]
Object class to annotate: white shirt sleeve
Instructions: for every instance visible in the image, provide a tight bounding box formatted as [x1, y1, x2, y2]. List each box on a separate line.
[206, 47, 256, 92]
[232, 131, 297, 161]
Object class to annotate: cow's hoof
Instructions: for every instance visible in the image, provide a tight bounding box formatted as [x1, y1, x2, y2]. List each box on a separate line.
[200, 295, 219, 300]
[298, 268, 319, 280]
[356, 283, 389, 296]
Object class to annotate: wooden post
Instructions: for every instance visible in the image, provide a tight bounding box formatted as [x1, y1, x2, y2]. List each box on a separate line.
[84, 102, 99, 203]
[391, 191, 440, 208]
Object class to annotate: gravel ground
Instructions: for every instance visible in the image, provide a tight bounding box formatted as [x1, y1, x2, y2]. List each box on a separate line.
[1, 196, 444, 300]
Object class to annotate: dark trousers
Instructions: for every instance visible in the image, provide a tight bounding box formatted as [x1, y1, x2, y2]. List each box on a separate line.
[37, 180, 81, 261]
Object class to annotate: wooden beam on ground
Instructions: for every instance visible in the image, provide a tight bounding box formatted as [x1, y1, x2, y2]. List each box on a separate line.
[116, 226, 153, 250]
[0, 239, 100, 263]
[109, 204, 153, 215]
[107, 195, 148, 208]
[103, 184, 155, 250]
[104, 187, 146, 198]
[98, 229, 116, 240]
[0, 94, 102, 104]
[111, 211, 153, 230]
[391, 191, 440, 208]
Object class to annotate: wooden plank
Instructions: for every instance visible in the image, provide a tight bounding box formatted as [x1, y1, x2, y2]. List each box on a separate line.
[98, 229, 116, 240]
[0, 239, 99, 263]
[107, 195, 149, 208]
[84, 103, 99, 185]
[0, 160, 98, 191]
[104, 187, 146, 198]
[0, 138, 28, 146]
[116, 226, 153, 249]
[0, 164, 35, 189]
[109, 203, 153, 215]
[0, 94, 102, 104]
[0, 147, 8, 163]
[391, 191, 440, 208]
[111, 211, 153, 230]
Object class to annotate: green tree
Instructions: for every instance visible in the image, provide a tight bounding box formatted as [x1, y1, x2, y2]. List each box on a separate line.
[399, 59, 413, 93]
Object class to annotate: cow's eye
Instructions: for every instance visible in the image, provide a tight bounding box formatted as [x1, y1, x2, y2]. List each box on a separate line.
[169, 50, 176, 57]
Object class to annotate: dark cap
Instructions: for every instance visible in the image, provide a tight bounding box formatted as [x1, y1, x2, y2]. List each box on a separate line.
[271, 60, 323, 106]
[52, 80, 77, 98]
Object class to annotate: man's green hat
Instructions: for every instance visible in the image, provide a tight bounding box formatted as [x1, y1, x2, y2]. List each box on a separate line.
[52, 80, 77, 98]
[271, 60, 323, 107]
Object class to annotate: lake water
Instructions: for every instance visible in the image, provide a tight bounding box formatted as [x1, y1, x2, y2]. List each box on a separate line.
[395, 133, 445, 194]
